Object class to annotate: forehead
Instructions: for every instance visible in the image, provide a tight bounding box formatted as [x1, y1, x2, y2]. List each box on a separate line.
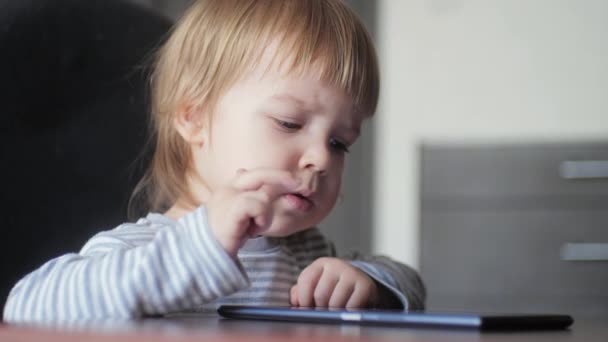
[240, 65, 358, 115]
[244, 39, 366, 117]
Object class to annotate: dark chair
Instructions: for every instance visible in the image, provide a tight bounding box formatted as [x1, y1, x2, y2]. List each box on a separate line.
[0, 0, 172, 306]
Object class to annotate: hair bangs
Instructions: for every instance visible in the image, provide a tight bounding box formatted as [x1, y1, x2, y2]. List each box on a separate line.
[259, 0, 379, 117]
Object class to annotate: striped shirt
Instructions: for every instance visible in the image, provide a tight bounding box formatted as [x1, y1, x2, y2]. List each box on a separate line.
[3, 206, 425, 323]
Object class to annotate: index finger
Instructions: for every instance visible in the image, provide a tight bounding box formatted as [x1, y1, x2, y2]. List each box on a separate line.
[233, 168, 301, 193]
[296, 263, 324, 307]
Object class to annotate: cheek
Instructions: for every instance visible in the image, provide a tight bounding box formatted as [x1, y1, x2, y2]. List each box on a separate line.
[241, 122, 282, 157]
[236, 146, 292, 172]
[323, 172, 343, 206]
[213, 132, 263, 172]
[243, 137, 295, 169]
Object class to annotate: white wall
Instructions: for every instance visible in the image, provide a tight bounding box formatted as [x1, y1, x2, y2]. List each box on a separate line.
[374, 0, 608, 267]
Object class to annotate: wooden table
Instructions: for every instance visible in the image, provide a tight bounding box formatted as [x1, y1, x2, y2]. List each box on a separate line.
[0, 313, 606, 342]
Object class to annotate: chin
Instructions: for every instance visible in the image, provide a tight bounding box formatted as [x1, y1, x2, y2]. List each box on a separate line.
[262, 217, 316, 237]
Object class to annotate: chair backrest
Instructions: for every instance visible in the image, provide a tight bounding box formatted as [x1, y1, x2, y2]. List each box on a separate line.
[0, 0, 172, 304]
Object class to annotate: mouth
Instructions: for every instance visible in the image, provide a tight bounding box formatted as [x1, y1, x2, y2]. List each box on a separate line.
[283, 191, 315, 212]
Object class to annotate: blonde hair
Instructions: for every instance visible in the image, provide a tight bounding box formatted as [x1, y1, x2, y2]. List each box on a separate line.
[129, 0, 380, 218]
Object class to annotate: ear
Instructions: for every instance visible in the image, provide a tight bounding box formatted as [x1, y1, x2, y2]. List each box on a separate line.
[173, 104, 206, 145]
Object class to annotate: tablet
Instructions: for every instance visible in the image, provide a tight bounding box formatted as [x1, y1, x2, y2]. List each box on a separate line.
[217, 305, 574, 330]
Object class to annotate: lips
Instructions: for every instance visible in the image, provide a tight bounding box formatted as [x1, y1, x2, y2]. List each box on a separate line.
[283, 192, 314, 212]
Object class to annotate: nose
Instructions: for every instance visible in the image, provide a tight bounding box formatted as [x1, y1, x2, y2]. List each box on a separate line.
[298, 141, 331, 176]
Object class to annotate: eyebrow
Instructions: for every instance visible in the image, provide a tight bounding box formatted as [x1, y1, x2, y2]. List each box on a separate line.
[270, 94, 307, 108]
[340, 124, 361, 139]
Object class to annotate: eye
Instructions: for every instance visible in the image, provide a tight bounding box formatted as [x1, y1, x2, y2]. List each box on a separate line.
[274, 118, 301, 131]
[329, 138, 350, 154]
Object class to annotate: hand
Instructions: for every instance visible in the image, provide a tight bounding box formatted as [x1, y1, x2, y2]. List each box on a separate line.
[206, 168, 300, 258]
[290, 257, 378, 308]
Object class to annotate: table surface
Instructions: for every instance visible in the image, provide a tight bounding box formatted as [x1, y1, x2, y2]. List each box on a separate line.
[0, 313, 606, 342]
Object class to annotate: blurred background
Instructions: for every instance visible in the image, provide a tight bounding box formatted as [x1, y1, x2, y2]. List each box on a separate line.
[373, 0, 608, 315]
[1, 0, 606, 316]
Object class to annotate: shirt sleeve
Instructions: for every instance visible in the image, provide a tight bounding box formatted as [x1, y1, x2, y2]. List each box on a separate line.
[2, 207, 249, 323]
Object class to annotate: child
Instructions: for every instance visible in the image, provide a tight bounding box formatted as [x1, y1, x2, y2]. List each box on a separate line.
[3, 0, 425, 322]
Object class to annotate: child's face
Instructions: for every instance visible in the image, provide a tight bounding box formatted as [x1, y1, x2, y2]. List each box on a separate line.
[187, 64, 363, 237]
